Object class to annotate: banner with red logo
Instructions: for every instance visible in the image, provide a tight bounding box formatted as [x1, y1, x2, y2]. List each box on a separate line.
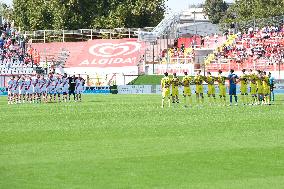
[74, 39, 143, 68]
[32, 39, 144, 68]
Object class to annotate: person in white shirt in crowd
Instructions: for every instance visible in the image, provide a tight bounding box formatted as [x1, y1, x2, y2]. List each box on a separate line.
[7, 76, 15, 104]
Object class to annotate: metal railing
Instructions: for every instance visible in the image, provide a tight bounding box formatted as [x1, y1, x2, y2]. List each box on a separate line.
[20, 27, 154, 43]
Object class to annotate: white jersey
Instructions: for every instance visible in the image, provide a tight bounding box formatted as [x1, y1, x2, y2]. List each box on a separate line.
[75, 78, 84, 94]
[19, 79, 26, 91]
[76, 78, 83, 88]
[46, 77, 54, 89]
[7, 79, 15, 90]
[25, 79, 33, 93]
[61, 77, 69, 93]
[33, 78, 41, 88]
[41, 79, 47, 88]
[62, 77, 69, 89]
[54, 78, 62, 89]
[38, 79, 45, 89]
[13, 80, 20, 90]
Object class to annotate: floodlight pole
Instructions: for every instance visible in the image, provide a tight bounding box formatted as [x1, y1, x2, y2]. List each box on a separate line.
[152, 42, 155, 74]
[194, 10, 197, 48]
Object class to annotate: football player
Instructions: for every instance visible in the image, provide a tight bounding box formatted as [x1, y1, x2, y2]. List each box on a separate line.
[171, 73, 180, 104]
[161, 72, 171, 108]
[205, 72, 216, 105]
[193, 70, 205, 104]
[182, 72, 192, 107]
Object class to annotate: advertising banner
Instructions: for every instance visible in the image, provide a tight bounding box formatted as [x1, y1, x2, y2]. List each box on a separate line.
[32, 39, 144, 68]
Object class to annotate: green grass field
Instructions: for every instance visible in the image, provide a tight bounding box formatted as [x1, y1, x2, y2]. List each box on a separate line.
[0, 95, 284, 189]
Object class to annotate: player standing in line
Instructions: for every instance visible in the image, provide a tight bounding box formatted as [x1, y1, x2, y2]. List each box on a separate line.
[171, 73, 180, 104]
[40, 75, 47, 103]
[228, 69, 238, 106]
[216, 70, 226, 106]
[37, 75, 45, 103]
[33, 74, 41, 103]
[161, 72, 171, 108]
[7, 76, 15, 104]
[61, 73, 69, 102]
[54, 75, 62, 103]
[256, 70, 264, 105]
[268, 72, 275, 102]
[26, 76, 34, 103]
[193, 70, 204, 105]
[248, 69, 258, 105]
[262, 71, 270, 105]
[69, 75, 77, 102]
[47, 74, 55, 102]
[13, 76, 20, 104]
[239, 69, 249, 105]
[75, 75, 84, 102]
[19, 75, 26, 103]
[205, 72, 216, 105]
[182, 72, 192, 107]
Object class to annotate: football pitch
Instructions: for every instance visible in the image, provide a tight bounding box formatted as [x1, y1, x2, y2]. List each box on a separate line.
[0, 94, 284, 189]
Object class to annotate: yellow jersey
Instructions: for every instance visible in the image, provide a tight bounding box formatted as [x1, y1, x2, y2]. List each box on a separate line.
[161, 76, 171, 89]
[182, 76, 192, 87]
[171, 77, 180, 88]
[216, 74, 226, 87]
[206, 75, 215, 85]
[262, 76, 269, 88]
[240, 74, 248, 87]
[194, 75, 204, 85]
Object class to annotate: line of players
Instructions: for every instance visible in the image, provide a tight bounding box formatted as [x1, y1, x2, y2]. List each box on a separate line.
[161, 69, 275, 108]
[7, 73, 85, 104]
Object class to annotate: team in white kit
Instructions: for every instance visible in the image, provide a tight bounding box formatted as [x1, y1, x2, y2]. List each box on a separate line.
[7, 73, 85, 104]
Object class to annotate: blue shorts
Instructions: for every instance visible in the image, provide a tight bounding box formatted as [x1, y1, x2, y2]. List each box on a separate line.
[229, 86, 236, 95]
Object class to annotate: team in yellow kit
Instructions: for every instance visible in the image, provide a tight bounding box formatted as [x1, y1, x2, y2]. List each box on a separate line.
[160, 69, 273, 108]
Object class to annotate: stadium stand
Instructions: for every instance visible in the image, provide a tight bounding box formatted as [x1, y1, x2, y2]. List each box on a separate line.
[159, 35, 226, 64]
[206, 26, 284, 72]
[0, 21, 45, 76]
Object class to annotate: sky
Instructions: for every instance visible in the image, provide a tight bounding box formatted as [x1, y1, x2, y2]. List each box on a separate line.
[1, 0, 234, 13]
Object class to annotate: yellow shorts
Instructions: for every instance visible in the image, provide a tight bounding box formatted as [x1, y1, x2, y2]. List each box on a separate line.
[207, 85, 216, 95]
[240, 85, 248, 94]
[257, 86, 263, 94]
[183, 87, 191, 96]
[219, 85, 226, 96]
[195, 85, 204, 94]
[172, 87, 179, 96]
[263, 86, 270, 95]
[250, 84, 257, 95]
[162, 88, 170, 98]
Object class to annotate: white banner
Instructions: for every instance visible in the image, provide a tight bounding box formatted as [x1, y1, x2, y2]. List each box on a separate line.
[154, 64, 195, 75]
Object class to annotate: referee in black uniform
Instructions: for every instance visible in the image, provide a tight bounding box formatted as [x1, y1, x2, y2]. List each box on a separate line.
[68, 75, 77, 101]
